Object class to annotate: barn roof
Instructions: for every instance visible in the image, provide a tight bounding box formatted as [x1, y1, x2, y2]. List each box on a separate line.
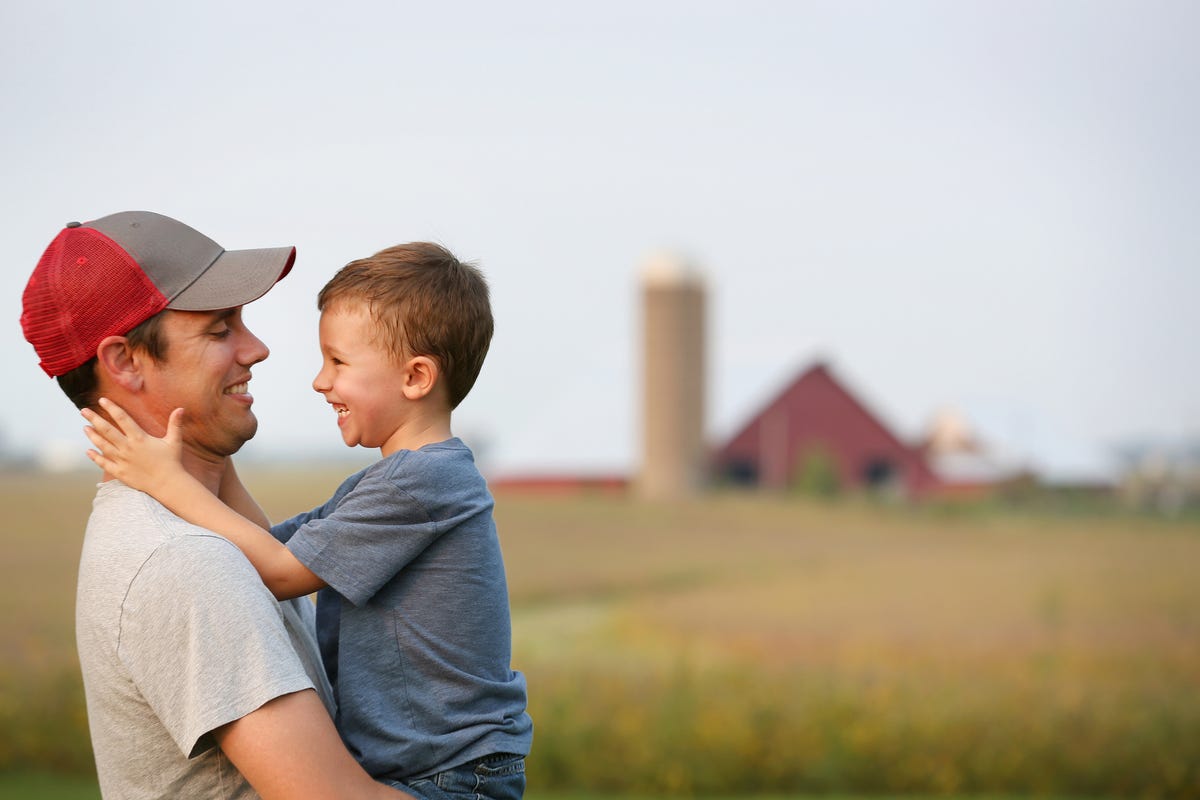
[712, 361, 941, 496]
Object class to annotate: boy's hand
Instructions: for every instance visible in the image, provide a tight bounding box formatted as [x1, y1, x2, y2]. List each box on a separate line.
[82, 398, 187, 497]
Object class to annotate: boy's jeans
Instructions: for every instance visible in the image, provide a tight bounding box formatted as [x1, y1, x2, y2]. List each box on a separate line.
[389, 753, 525, 800]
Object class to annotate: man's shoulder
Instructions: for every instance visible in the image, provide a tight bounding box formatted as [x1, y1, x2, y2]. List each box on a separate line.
[145, 527, 254, 571]
[88, 482, 259, 582]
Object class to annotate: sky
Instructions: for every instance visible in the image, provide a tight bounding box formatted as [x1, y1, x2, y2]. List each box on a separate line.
[3, 0, 1198, 481]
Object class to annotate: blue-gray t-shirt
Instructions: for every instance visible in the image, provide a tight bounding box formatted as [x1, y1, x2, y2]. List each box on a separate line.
[271, 438, 532, 779]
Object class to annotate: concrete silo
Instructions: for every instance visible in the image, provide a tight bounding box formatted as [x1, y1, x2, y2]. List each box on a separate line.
[638, 253, 707, 499]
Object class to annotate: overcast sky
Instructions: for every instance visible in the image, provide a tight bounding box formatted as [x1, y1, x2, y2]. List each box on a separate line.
[4, 0, 1197, 480]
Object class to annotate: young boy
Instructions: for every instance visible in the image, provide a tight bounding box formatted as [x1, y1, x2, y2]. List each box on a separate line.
[84, 242, 533, 800]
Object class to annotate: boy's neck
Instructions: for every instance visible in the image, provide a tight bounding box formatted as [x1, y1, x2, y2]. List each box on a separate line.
[380, 412, 454, 457]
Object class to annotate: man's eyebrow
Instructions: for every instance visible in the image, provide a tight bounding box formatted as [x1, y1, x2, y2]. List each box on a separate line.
[209, 308, 238, 323]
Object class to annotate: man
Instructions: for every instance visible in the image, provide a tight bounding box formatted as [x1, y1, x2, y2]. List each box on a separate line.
[21, 211, 412, 800]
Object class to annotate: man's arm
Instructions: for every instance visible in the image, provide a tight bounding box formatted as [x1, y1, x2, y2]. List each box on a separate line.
[216, 689, 413, 800]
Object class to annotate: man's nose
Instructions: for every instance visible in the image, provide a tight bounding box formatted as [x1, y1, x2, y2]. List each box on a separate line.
[240, 327, 270, 365]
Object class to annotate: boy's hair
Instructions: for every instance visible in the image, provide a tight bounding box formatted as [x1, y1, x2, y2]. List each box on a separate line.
[318, 242, 494, 410]
[56, 313, 170, 410]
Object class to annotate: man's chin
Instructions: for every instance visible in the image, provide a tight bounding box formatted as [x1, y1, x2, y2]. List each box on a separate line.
[236, 419, 259, 450]
[221, 417, 258, 455]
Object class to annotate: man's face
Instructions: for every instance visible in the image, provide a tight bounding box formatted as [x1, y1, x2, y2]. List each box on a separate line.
[140, 308, 269, 460]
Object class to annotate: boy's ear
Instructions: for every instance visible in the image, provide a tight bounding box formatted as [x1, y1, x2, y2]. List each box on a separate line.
[402, 355, 440, 401]
[95, 335, 145, 392]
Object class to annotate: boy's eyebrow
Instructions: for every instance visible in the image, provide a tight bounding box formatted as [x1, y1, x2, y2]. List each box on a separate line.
[321, 341, 348, 358]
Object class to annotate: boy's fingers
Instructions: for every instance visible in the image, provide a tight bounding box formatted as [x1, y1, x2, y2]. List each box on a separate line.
[82, 426, 106, 450]
[81, 408, 114, 437]
[83, 427, 122, 459]
[165, 408, 185, 445]
[97, 397, 138, 436]
[98, 396, 122, 418]
[81, 413, 123, 448]
[85, 407, 132, 447]
[87, 451, 119, 475]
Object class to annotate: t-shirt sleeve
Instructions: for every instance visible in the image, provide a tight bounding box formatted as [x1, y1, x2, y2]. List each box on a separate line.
[286, 466, 442, 606]
[270, 467, 369, 544]
[118, 534, 317, 759]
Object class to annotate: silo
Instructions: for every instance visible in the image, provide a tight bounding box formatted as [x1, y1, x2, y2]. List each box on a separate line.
[638, 253, 707, 499]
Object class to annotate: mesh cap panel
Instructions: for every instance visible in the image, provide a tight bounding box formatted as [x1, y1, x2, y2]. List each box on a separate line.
[21, 228, 167, 377]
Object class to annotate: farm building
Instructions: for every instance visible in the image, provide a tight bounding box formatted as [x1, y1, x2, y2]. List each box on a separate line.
[919, 407, 1034, 499]
[712, 362, 942, 498]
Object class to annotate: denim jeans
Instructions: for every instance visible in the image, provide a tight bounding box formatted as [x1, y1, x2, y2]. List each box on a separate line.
[388, 753, 526, 800]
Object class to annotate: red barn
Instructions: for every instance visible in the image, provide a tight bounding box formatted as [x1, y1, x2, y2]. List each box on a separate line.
[712, 362, 941, 498]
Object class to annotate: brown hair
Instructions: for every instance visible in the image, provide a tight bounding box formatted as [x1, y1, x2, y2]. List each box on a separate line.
[317, 242, 493, 410]
[56, 313, 170, 410]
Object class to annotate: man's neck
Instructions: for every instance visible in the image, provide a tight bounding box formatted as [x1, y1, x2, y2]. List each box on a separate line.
[102, 446, 223, 494]
[179, 448, 225, 495]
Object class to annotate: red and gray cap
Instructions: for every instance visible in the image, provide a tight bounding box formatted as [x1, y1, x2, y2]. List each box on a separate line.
[21, 211, 296, 378]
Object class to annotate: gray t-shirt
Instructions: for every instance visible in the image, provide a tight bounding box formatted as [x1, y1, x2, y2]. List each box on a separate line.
[76, 481, 333, 800]
[273, 438, 532, 780]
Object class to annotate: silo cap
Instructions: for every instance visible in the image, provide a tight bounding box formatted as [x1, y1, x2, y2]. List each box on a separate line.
[640, 251, 705, 287]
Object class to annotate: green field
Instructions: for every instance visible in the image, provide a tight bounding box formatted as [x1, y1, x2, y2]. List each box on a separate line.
[2, 467, 1198, 797]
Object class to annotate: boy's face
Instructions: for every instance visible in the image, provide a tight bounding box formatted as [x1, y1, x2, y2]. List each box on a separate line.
[312, 304, 411, 455]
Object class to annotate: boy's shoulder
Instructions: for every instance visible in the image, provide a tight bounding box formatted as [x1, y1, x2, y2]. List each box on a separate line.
[358, 438, 490, 514]
[358, 437, 481, 487]
[376, 436, 475, 470]
[328, 437, 474, 490]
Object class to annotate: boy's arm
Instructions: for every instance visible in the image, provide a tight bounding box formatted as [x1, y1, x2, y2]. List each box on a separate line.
[216, 689, 414, 800]
[82, 400, 325, 600]
[153, 475, 324, 600]
[219, 458, 271, 530]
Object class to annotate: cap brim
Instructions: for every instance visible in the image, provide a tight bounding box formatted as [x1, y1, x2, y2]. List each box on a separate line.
[167, 246, 296, 311]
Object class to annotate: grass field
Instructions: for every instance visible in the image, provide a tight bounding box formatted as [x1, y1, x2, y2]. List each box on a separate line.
[2, 466, 1198, 797]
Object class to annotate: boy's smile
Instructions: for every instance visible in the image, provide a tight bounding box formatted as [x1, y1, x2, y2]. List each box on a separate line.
[312, 304, 414, 456]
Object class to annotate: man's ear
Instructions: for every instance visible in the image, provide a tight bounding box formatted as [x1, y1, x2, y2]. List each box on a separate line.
[95, 335, 144, 392]
[401, 355, 440, 401]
